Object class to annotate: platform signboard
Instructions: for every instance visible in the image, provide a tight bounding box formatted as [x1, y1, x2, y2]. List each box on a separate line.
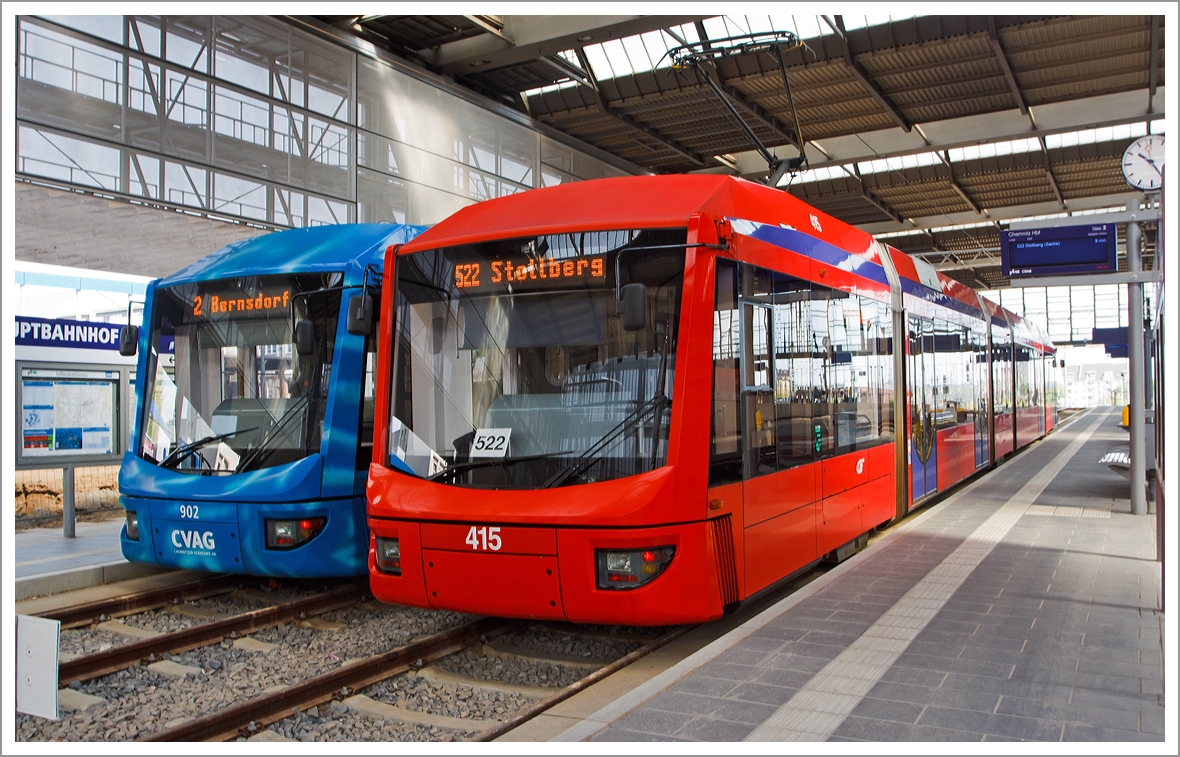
[1000, 223, 1116, 278]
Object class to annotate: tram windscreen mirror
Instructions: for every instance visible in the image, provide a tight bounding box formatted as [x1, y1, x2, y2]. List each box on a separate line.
[294, 319, 315, 355]
[118, 325, 138, 356]
[618, 283, 648, 331]
[347, 293, 373, 336]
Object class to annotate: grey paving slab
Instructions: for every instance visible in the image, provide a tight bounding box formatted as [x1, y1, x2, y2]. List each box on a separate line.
[589, 729, 690, 742]
[831, 716, 983, 742]
[15, 519, 127, 579]
[673, 717, 757, 741]
[574, 410, 1164, 743]
[916, 706, 1064, 741]
[726, 682, 799, 707]
[611, 708, 694, 736]
[847, 697, 925, 724]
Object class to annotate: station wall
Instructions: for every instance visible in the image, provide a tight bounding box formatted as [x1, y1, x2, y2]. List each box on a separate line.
[14, 15, 640, 276]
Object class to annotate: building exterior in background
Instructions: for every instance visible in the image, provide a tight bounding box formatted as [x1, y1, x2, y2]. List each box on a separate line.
[15, 15, 639, 268]
[1062, 360, 1129, 408]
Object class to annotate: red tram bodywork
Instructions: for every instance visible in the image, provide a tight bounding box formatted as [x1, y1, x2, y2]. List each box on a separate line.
[366, 175, 1054, 624]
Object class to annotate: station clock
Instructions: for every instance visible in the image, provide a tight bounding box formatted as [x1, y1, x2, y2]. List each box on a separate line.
[1121, 134, 1165, 191]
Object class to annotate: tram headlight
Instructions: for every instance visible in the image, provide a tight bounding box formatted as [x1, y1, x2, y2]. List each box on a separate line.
[125, 510, 139, 541]
[375, 537, 401, 575]
[265, 517, 326, 549]
[596, 546, 674, 590]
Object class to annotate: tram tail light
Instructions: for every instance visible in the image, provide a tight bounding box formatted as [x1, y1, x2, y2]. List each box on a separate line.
[265, 517, 326, 549]
[596, 546, 674, 590]
[125, 511, 139, 541]
[375, 537, 401, 575]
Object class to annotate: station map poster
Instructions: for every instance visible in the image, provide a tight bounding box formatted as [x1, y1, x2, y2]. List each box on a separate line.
[21, 368, 117, 457]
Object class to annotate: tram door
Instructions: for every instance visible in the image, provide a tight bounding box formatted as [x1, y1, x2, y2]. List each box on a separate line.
[908, 315, 938, 500]
[741, 301, 776, 479]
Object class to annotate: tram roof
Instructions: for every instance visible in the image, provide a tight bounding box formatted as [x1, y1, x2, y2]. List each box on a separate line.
[159, 223, 425, 287]
[398, 175, 882, 255]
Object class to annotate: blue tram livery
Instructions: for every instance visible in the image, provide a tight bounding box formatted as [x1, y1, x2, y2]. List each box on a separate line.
[118, 223, 424, 576]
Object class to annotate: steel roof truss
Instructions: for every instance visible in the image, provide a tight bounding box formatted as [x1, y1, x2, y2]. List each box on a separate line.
[830, 16, 912, 133]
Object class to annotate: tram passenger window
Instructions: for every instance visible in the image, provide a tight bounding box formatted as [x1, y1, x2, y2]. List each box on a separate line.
[742, 299, 775, 478]
[771, 271, 815, 469]
[859, 297, 894, 449]
[811, 286, 892, 457]
[932, 319, 962, 429]
[709, 260, 742, 485]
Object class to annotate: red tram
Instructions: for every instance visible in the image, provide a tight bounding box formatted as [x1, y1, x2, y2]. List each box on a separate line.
[366, 175, 1057, 624]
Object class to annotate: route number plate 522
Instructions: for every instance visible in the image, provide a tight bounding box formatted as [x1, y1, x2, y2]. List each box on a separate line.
[470, 428, 511, 458]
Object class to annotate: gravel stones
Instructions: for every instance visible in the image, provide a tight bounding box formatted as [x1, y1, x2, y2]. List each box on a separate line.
[437, 646, 587, 689]
[18, 602, 472, 742]
[495, 624, 649, 661]
[235, 700, 475, 743]
[369, 673, 529, 722]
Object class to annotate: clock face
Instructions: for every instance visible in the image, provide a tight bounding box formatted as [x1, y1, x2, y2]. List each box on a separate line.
[1121, 135, 1165, 191]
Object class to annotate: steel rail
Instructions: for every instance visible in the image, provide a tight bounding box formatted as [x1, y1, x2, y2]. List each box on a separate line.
[38, 574, 245, 629]
[474, 624, 693, 741]
[59, 584, 368, 685]
[140, 615, 515, 742]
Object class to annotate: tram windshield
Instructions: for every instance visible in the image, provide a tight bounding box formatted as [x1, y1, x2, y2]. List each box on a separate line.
[390, 228, 686, 489]
[139, 273, 342, 474]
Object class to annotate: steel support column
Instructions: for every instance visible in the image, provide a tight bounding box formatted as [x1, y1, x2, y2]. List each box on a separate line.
[1127, 221, 1147, 515]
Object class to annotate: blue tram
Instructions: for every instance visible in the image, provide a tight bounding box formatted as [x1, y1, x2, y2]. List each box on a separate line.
[118, 223, 424, 576]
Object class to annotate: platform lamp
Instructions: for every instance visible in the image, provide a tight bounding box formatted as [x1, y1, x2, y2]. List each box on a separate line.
[1120, 134, 1163, 517]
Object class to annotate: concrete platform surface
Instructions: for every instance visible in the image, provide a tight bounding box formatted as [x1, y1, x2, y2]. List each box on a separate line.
[16, 518, 126, 580]
[525, 408, 1166, 743]
[14, 517, 169, 600]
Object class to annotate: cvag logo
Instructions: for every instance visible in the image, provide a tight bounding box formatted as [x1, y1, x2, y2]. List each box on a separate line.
[856, 458, 865, 475]
[172, 529, 216, 550]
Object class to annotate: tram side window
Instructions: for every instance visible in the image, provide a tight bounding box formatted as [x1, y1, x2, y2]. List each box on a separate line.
[991, 326, 1013, 415]
[933, 319, 975, 429]
[812, 285, 893, 457]
[1015, 345, 1033, 409]
[741, 267, 776, 479]
[972, 326, 989, 439]
[709, 259, 742, 485]
[771, 271, 815, 469]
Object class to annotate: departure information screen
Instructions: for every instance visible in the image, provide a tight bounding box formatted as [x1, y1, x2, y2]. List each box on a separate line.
[1001, 223, 1116, 278]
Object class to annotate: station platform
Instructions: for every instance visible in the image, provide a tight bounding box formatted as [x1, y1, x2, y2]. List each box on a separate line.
[13, 517, 167, 601]
[534, 407, 1165, 742]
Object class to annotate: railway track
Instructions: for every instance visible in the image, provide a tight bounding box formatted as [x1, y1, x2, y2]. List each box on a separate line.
[19, 574, 686, 743]
[59, 583, 368, 684]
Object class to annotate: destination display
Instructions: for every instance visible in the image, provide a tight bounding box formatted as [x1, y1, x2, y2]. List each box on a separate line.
[454, 255, 606, 292]
[189, 288, 291, 319]
[1001, 223, 1116, 278]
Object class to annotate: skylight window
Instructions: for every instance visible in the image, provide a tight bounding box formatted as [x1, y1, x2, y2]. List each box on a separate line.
[787, 121, 1163, 188]
[580, 24, 699, 79]
[1044, 121, 1148, 149]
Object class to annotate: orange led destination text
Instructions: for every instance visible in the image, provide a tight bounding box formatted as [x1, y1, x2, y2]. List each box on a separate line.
[193, 289, 290, 317]
[454, 257, 605, 289]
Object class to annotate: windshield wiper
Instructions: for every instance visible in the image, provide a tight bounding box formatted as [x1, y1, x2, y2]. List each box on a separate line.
[160, 428, 256, 470]
[541, 393, 670, 489]
[426, 451, 572, 483]
[543, 312, 675, 489]
[236, 396, 311, 473]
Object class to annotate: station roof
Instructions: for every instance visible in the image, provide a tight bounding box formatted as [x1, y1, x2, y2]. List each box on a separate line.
[304, 13, 1164, 291]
